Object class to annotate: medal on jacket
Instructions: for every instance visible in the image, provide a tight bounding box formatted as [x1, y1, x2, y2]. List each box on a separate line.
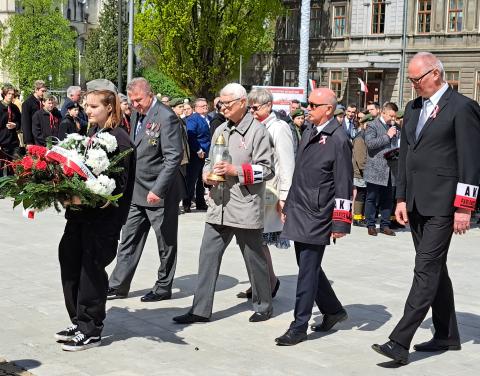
[240, 137, 247, 149]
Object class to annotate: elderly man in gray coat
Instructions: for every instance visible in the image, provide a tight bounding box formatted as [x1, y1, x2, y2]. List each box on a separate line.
[173, 83, 275, 324]
[364, 102, 399, 236]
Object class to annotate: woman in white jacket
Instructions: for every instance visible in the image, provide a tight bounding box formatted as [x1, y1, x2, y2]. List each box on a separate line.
[237, 88, 296, 299]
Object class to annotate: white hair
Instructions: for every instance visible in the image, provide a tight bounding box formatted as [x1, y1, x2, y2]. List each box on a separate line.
[411, 52, 445, 80]
[67, 85, 81, 97]
[247, 88, 273, 104]
[220, 83, 247, 99]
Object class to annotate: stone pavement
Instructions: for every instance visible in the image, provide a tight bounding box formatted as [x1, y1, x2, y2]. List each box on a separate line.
[0, 198, 479, 376]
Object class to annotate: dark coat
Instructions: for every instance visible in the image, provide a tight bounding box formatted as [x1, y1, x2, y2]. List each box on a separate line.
[281, 118, 353, 245]
[0, 101, 21, 148]
[32, 109, 62, 146]
[209, 112, 226, 139]
[397, 86, 480, 216]
[58, 115, 80, 140]
[61, 98, 88, 129]
[21, 94, 42, 145]
[65, 125, 135, 231]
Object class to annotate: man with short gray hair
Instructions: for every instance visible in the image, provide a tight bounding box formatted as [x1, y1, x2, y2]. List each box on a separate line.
[61, 85, 88, 129]
[173, 83, 275, 324]
[107, 77, 186, 302]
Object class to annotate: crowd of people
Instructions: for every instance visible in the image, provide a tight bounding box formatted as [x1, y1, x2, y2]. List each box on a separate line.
[1, 52, 480, 366]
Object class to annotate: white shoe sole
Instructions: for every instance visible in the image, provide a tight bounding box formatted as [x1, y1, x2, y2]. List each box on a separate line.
[54, 333, 75, 342]
[61, 340, 101, 352]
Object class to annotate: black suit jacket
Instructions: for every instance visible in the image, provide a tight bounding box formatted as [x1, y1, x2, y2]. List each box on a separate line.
[396, 86, 480, 216]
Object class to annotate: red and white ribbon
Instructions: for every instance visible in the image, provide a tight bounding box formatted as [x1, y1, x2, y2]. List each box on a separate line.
[454, 182, 478, 211]
[333, 198, 353, 223]
[45, 146, 96, 181]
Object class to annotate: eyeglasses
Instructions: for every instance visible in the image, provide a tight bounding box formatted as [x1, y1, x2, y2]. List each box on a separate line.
[248, 102, 270, 112]
[408, 69, 434, 85]
[218, 97, 242, 109]
[308, 102, 331, 110]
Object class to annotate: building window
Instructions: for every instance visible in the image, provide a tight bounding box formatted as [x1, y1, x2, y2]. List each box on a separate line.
[475, 72, 480, 103]
[332, 5, 346, 37]
[285, 9, 300, 40]
[445, 71, 459, 91]
[371, 0, 386, 34]
[448, 0, 463, 32]
[284, 70, 298, 87]
[330, 70, 343, 99]
[417, 0, 432, 33]
[310, 6, 322, 38]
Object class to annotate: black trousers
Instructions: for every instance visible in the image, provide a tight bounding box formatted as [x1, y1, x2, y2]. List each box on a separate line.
[59, 220, 119, 337]
[389, 205, 459, 348]
[290, 242, 343, 333]
[184, 154, 206, 208]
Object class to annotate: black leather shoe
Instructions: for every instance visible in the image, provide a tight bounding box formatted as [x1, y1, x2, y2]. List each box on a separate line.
[372, 340, 409, 365]
[236, 289, 252, 299]
[173, 312, 209, 324]
[249, 311, 272, 322]
[413, 338, 461, 352]
[195, 204, 208, 211]
[183, 206, 191, 213]
[311, 309, 347, 332]
[275, 329, 307, 346]
[107, 287, 127, 300]
[140, 291, 172, 302]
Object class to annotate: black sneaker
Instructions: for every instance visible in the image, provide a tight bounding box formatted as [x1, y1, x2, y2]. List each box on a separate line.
[54, 324, 79, 342]
[61, 331, 101, 352]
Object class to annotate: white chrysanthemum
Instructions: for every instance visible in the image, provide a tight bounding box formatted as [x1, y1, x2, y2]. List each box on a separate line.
[85, 175, 116, 196]
[95, 133, 118, 153]
[67, 149, 85, 163]
[85, 148, 110, 175]
[66, 133, 85, 142]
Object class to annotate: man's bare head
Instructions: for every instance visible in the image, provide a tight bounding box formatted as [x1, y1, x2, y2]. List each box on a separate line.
[307, 88, 337, 125]
[408, 52, 445, 98]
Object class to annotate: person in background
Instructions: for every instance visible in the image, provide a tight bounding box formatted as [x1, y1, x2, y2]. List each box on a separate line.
[118, 93, 132, 134]
[59, 102, 84, 140]
[183, 102, 193, 118]
[366, 101, 380, 118]
[352, 114, 373, 226]
[161, 96, 170, 106]
[334, 108, 345, 125]
[21, 80, 47, 145]
[61, 86, 88, 130]
[170, 97, 190, 175]
[342, 104, 358, 140]
[289, 108, 305, 155]
[32, 94, 61, 146]
[0, 84, 21, 176]
[208, 99, 226, 138]
[184, 98, 211, 212]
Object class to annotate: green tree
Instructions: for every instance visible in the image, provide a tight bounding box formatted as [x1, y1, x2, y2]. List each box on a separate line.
[85, 0, 128, 91]
[0, 0, 76, 93]
[135, 0, 283, 99]
[141, 67, 187, 98]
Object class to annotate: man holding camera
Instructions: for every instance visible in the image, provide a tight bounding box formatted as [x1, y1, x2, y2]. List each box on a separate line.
[363, 102, 399, 236]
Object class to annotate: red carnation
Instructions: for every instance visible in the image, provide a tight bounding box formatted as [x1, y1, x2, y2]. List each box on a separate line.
[63, 165, 75, 177]
[27, 145, 48, 158]
[36, 160, 48, 171]
[21, 156, 34, 170]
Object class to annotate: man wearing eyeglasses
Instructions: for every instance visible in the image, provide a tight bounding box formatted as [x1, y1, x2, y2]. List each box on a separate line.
[21, 80, 47, 145]
[275, 88, 353, 346]
[173, 83, 275, 324]
[372, 52, 480, 365]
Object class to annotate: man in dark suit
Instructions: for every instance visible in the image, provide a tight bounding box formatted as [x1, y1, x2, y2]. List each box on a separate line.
[21, 80, 47, 145]
[372, 53, 480, 365]
[341, 103, 358, 140]
[107, 77, 185, 302]
[184, 98, 211, 212]
[275, 88, 353, 346]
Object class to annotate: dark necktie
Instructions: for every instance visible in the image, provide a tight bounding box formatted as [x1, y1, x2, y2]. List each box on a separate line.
[310, 127, 318, 141]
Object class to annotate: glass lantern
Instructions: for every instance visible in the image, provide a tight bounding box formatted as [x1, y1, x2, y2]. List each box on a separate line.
[207, 133, 230, 182]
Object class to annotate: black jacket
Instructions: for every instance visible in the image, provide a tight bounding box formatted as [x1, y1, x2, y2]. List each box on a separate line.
[281, 118, 353, 245]
[65, 125, 136, 233]
[32, 109, 62, 146]
[58, 115, 80, 140]
[209, 112, 226, 139]
[0, 101, 21, 148]
[397, 86, 480, 216]
[21, 94, 42, 145]
[61, 98, 88, 129]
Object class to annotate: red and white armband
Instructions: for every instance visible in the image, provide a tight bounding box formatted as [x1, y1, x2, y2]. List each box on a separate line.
[241, 164, 264, 185]
[333, 198, 352, 224]
[454, 183, 478, 211]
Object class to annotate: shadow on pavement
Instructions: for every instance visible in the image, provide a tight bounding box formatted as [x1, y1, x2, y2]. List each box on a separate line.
[0, 359, 41, 375]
